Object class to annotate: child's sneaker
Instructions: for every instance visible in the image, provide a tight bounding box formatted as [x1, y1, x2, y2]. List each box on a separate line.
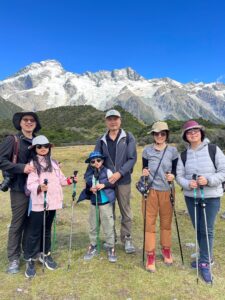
[83, 244, 97, 261]
[145, 251, 156, 272]
[108, 248, 117, 263]
[39, 252, 57, 270]
[25, 259, 36, 278]
[161, 247, 173, 265]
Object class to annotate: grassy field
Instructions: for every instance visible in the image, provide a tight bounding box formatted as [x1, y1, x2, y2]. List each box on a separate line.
[1, 145, 225, 300]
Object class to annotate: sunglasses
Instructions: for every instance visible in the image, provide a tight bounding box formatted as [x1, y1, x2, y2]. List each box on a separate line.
[153, 131, 167, 137]
[22, 118, 36, 123]
[186, 128, 200, 135]
[90, 158, 102, 165]
[36, 144, 51, 149]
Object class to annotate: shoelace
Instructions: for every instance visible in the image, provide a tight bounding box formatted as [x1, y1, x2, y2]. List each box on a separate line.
[11, 260, 19, 268]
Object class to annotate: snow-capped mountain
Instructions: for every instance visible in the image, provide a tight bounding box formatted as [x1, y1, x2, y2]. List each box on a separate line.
[0, 59, 225, 124]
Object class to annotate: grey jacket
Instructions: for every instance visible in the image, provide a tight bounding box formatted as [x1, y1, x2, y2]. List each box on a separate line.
[176, 139, 225, 198]
[95, 129, 137, 185]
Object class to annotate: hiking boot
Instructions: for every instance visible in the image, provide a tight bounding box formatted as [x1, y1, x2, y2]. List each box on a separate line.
[191, 259, 214, 269]
[146, 251, 156, 272]
[161, 247, 173, 265]
[199, 263, 213, 284]
[39, 252, 57, 270]
[124, 236, 135, 254]
[7, 259, 20, 274]
[108, 248, 117, 263]
[83, 244, 97, 261]
[25, 259, 36, 278]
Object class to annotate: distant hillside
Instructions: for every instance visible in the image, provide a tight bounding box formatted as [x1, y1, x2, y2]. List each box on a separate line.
[0, 105, 146, 145]
[0, 96, 22, 119]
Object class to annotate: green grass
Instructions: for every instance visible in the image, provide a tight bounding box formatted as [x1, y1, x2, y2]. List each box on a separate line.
[0, 146, 225, 299]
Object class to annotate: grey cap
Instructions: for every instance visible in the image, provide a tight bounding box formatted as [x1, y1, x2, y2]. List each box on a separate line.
[105, 109, 121, 119]
[28, 135, 53, 149]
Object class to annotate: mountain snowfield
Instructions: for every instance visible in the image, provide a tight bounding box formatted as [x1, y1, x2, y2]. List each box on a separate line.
[0, 59, 225, 123]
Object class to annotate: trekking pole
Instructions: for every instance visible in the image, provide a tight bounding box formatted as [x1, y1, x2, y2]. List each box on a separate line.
[94, 168, 100, 254]
[192, 174, 199, 284]
[198, 178, 213, 285]
[42, 178, 48, 273]
[142, 175, 149, 267]
[166, 172, 184, 265]
[68, 170, 78, 270]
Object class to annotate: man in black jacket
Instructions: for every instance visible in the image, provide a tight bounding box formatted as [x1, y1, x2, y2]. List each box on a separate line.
[95, 109, 137, 253]
[0, 112, 41, 273]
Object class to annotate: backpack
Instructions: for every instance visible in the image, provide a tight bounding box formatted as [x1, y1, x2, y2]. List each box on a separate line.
[180, 143, 225, 191]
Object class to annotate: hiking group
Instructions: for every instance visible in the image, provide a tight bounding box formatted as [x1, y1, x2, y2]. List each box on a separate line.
[0, 109, 225, 285]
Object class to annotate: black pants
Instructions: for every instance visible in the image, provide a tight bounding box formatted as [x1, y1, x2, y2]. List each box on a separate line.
[24, 210, 56, 260]
[7, 191, 29, 261]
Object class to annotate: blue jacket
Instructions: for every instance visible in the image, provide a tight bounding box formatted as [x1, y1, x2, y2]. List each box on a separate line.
[78, 166, 115, 205]
[95, 129, 137, 185]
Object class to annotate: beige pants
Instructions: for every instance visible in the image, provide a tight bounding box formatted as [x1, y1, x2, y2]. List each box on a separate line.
[142, 189, 173, 252]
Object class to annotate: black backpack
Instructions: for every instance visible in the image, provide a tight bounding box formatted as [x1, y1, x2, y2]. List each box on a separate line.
[180, 143, 225, 191]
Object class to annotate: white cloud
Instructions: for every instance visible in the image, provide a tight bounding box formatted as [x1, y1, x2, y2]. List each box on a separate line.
[216, 74, 225, 83]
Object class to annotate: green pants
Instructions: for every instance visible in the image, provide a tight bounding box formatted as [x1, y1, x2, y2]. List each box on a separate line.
[89, 203, 115, 248]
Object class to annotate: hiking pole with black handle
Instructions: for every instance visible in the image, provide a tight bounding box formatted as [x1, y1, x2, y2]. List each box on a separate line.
[166, 172, 184, 265]
[94, 168, 100, 254]
[68, 170, 78, 270]
[192, 174, 199, 284]
[42, 178, 48, 273]
[142, 175, 149, 267]
[198, 176, 213, 285]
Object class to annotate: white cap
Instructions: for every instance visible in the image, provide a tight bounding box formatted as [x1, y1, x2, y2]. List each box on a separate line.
[29, 135, 53, 149]
[105, 109, 121, 119]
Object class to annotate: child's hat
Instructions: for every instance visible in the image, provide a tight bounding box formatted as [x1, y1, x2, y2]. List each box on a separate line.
[85, 151, 105, 163]
[28, 135, 53, 149]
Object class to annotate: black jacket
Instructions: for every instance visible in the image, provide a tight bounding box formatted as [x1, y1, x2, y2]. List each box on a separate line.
[0, 133, 33, 192]
[95, 129, 137, 185]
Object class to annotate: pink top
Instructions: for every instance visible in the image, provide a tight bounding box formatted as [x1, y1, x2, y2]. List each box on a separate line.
[27, 156, 69, 212]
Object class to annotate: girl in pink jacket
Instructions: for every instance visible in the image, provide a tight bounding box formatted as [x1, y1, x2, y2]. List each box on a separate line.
[23, 135, 77, 278]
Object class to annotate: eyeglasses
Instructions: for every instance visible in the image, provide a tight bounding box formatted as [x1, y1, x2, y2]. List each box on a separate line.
[22, 118, 36, 123]
[36, 144, 50, 149]
[153, 131, 167, 137]
[186, 128, 200, 135]
[90, 158, 102, 165]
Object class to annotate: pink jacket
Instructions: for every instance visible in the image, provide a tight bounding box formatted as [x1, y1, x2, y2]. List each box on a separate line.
[27, 157, 70, 212]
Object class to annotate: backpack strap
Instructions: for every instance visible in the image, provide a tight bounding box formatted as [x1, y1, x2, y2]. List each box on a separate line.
[208, 143, 217, 170]
[180, 149, 187, 166]
[12, 135, 19, 164]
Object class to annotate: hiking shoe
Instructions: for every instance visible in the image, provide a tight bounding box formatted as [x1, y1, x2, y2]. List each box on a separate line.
[161, 248, 173, 265]
[191, 259, 214, 269]
[103, 242, 110, 251]
[124, 236, 135, 254]
[25, 259, 36, 278]
[39, 252, 57, 270]
[199, 263, 213, 284]
[146, 252, 156, 272]
[83, 244, 97, 261]
[108, 248, 117, 263]
[7, 259, 20, 274]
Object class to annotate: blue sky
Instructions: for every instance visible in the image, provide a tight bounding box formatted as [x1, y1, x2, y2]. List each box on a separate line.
[0, 0, 225, 83]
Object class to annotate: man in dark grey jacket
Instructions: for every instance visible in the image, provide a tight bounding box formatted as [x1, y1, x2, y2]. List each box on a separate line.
[0, 112, 41, 273]
[95, 109, 137, 253]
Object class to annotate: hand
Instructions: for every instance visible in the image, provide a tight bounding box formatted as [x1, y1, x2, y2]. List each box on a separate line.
[165, 173, 174, 182]
[95, 183, 105, 190]
[108, 172, 122, 184]
[189, 180, 198, 189]
[24, 164, 35, 174]
[197, 176, 208, 186]
[40, 184, 48, 192]
[142, 168, 150, 176]
[70, 175, 78, 184]
[90, 186, 97, 193]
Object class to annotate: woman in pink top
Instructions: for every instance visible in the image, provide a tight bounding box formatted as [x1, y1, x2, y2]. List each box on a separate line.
[24, 135, 77, 278]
